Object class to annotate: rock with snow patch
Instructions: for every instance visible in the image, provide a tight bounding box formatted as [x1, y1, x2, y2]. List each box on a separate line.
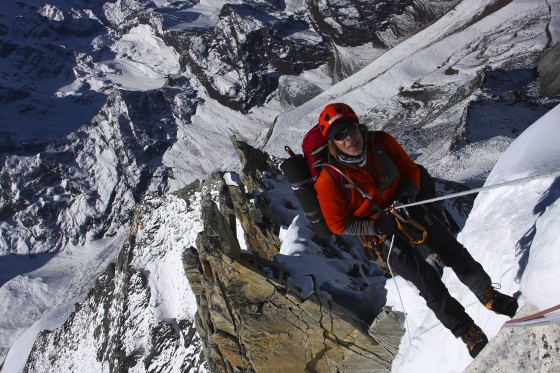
[184, 187, 402, 373]
[464, 303, 560, 372]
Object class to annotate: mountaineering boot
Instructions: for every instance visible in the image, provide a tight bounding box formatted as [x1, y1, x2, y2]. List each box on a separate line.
[461, 324, 488, 358]
[477, 288, 518, 317]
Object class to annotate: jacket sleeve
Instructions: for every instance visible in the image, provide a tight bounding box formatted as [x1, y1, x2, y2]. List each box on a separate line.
[314, 170, 352, 235]
[380, 132, 420, 201]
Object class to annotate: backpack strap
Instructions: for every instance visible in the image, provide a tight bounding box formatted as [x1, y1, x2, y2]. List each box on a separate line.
[322, 164, 348, 203]
[310, 143, 328, 156]
[319, 162, 384, 218]
[310, 143, 329, 171]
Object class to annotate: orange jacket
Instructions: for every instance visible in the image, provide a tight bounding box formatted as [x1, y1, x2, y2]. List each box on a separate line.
[315, 131, 420, 235]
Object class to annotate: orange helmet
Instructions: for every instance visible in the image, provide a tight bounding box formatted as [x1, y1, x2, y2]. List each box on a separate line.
[318, 103, 359, 139]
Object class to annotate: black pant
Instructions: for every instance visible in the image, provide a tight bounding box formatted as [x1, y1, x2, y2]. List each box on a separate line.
[384, 206, 492, 337]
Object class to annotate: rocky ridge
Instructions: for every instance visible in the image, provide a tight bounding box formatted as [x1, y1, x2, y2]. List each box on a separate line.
[182, 138, 404, 372]
[23, 137, 406, 372]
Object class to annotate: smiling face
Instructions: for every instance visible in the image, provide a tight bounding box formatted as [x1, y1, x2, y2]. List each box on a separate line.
[333, 125, 364, 156]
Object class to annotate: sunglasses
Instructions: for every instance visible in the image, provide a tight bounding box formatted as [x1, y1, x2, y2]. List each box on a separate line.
[333, 124, 359, 141]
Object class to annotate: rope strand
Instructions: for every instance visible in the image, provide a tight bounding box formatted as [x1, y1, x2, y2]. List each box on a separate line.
[386, 234, 411, 346]
[396, 169, 560, 210]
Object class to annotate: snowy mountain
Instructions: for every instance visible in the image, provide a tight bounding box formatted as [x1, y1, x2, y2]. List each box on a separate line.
[1, 0, 560, 372]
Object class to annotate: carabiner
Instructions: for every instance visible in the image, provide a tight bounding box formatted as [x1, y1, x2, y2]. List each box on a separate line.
[389, 202, 410, 222]
[394, 217, 428, 245]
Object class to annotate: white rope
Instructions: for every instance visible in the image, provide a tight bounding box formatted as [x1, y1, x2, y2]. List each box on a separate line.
[368, 328, 401, 357]
[386, 234, 412, 346]
[397, 169, 560, 210]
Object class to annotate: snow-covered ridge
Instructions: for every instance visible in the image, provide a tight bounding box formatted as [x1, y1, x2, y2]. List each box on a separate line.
[13, 191, 206, 373]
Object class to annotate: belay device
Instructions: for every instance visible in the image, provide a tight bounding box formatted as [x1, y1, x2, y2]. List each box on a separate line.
[280, 146, 332, 238]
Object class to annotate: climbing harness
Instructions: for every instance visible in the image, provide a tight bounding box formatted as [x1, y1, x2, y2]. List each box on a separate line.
[361, 235, 392, 276]
[320, 162, 428, 245]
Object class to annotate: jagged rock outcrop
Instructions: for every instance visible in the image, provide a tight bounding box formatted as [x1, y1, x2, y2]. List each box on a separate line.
[184, 200, 401, 372]
[538, 43, 560, 96]
[182, 139, 404, 372]
[182, 3, 332, 112]
[229, 136, 284, 260]
[306, 0, 460, 48]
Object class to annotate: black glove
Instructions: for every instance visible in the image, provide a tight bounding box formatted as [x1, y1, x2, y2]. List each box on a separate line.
[396, 191, 415, 205]
[375, 213, 397, 236]
[344, 214, 398, 236]
[395, 181, 418, 204]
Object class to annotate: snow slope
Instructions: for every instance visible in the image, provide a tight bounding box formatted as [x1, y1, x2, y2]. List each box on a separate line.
[392, 103, 560, 372]
[0, 234, 126, 370]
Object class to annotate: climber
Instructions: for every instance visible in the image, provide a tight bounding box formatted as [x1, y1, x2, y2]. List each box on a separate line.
[313, 102, 519, 358]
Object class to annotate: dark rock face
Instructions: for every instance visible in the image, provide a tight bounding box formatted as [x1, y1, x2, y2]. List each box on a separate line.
[182, 3, 333, 112]
[306, 0, 460, 48]
[538, 43, 560, 96]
